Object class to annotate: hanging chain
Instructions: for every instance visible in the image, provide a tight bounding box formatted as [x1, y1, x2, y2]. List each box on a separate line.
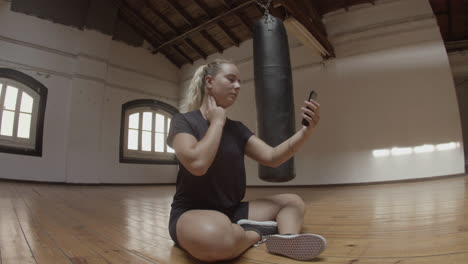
[254, 0, 274, 23]
[255, 0, 272, 17]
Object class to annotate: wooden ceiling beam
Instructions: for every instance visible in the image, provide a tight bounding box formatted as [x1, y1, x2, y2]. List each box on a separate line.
[300, 1, 327, 35]
[144, 0, 179, 34]
[172, 44, 194, 64]
[164, 0, 223, 52]
[144, 0, 206, 59]
[253, 2, 285, 20]
[270, 5, 286, 19]
[121, 1, 165, 43]
[253, 2, 265, 16]
[277, 0, 335, 57]
[447, 0, 453, 41]
[300, 0, 324, 19]
[192, 0, 240, 46]
[118, 6, 181, 67]
[219, 0, 252, 35]
[155, 0, 255, 52]
[164, 0, 195, 26]
[201, 30, 224, 53]
[235, 10, 253, 35]
[446, 40, 468, 52]
[184, 38, 208, 59]
[217, 21, 240, 46]
[193, 0, 214, 16]
[120, 2, 192, 66]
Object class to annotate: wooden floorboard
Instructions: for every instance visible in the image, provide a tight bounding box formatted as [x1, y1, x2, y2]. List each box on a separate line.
[0, 175, 467, 263]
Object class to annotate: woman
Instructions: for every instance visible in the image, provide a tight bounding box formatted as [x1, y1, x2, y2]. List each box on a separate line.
[167, 59, 325, 262]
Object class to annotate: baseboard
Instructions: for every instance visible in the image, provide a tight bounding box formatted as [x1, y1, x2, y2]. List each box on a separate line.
[248, 173, 467, 188]
[1, 173, 465, 187]
[0, 178, 176, 186]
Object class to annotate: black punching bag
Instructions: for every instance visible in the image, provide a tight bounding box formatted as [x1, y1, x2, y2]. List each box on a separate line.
[254, 16, 295, 182]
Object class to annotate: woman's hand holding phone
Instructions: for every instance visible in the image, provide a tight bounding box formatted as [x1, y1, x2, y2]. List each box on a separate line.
[301, 91, 320, 130]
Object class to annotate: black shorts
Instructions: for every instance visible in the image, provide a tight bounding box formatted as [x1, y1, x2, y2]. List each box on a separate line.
[168, 202, 249, 246]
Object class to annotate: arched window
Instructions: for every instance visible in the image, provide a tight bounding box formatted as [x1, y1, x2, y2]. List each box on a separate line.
[120, 99, 178, 164]
[0, 69, 47, 156]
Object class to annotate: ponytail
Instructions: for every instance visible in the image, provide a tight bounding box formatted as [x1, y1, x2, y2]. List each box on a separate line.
[182, 65, 206, 112]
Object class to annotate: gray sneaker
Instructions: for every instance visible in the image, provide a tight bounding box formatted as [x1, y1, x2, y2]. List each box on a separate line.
[236, 219, 278, 237]
[265, 233, 327, 260]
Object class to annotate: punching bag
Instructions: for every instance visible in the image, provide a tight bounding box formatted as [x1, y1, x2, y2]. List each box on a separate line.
[254, 15, 296, 182]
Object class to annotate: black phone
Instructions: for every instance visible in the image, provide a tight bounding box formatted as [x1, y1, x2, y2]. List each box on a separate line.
[301, 90, 318, 127]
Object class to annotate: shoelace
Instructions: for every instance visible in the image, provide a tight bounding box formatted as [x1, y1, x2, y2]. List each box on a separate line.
[253, 235, 270, 247]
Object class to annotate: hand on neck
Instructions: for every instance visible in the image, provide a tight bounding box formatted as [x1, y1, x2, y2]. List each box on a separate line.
[199, 96, 209, 120]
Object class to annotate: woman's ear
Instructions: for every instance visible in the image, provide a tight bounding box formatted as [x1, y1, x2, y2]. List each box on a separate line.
[205, 75, 213, 94]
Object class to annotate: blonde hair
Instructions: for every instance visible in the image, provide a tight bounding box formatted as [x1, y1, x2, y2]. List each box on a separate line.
[183, 59, 234, 112]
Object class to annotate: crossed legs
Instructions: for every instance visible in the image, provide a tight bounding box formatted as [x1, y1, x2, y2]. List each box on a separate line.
[175, 194, 305, 262]
[247, 193, 305, 235]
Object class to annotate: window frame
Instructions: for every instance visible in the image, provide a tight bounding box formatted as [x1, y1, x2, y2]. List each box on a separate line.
[0, 68, 47, 157]
[120, 99, 179, 165]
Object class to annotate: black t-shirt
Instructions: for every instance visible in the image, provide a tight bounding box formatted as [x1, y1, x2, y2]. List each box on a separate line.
[167, 109, 254, 210]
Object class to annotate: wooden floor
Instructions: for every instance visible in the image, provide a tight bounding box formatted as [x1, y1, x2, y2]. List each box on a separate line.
[1, 175, 468, 264]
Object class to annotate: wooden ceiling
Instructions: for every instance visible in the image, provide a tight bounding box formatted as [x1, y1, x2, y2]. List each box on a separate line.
[117, 0, 468, 67]
[429, 0, 468, 51]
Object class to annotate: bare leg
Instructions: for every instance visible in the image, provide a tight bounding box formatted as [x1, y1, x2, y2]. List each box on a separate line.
[247, 194, 326, 260]
[247, 193, 305, 234]
[176, 210, 261, 262]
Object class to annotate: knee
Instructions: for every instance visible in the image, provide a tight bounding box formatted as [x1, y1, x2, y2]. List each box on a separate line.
[194, 225, 243, 261]
[283, 193, 305, 213]
[178, 215, 243, 262]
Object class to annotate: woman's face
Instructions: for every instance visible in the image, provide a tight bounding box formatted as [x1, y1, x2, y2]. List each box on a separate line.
[205, 63, 242, 108]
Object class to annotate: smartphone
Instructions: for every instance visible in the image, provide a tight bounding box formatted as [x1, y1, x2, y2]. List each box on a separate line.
[301, 90, 318, 127]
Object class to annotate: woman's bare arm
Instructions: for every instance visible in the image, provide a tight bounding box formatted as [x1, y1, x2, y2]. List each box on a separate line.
[172, 96, 226, 176]
[172, 122, 224, 176]
[245, 99, 320, 167]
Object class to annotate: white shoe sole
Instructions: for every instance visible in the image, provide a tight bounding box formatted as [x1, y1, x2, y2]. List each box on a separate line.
[237, 219, 277, 226]
[266, 234, 326, 260]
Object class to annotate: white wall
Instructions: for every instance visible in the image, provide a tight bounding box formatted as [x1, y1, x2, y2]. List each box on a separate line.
[448, 50, 468, 168]
[179, 0, 464, 185]
[0, 0, 180, 183]
[0, 0, 463, 185]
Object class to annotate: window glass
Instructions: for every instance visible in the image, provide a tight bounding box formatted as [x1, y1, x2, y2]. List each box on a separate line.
[4, 86, 18, 110]
[0, 110, 15, 136]
[20, 92, 33, 113]
[155, 113, 165, 133]
[128, 129, 138, 150]
[142, 112, 152, 131]
[142, 131, 152, 151]
[17, 113, 31, 138]
[129, 113, 139, 129]
[155, 133, 164, 152]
